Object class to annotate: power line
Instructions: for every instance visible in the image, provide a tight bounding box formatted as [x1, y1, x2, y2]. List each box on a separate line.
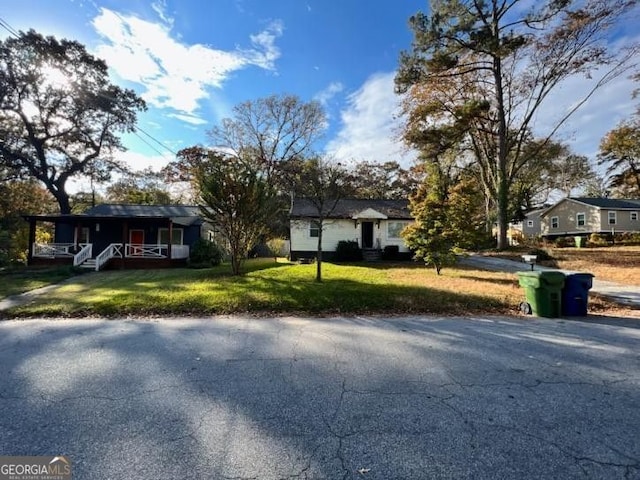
[0, 17, 20, 37]
[0, 15, 179, 159]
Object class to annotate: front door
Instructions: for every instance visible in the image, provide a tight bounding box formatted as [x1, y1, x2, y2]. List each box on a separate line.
[362, 221, 374, 249]
[129, 229, 144, 256]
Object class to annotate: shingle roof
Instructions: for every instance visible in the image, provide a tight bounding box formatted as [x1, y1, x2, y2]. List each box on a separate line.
[291, 198, 412, 219]
[84, 204, 203, 226]
[570, 197, 640, 209]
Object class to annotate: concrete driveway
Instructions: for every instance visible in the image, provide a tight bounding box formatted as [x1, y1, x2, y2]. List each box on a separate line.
[1, 315, 639, 479]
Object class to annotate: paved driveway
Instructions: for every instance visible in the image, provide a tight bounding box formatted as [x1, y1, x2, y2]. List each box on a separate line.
[1, 316, 639, 479]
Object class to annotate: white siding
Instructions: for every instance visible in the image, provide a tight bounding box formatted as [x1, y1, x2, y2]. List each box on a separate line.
[290, 219, 412, 252]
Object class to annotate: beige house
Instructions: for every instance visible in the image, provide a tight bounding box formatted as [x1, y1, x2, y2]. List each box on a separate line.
[289, 198, 413, 261]
[540, 197, 640, 238]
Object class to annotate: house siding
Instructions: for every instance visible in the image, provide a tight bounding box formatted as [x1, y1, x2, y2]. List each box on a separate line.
[600, 209, 639, 232]
[541, 200, 600, 236]
[290, 218, 412, 258]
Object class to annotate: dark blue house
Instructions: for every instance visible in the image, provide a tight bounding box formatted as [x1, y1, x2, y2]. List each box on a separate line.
[25, 204, 206, 270]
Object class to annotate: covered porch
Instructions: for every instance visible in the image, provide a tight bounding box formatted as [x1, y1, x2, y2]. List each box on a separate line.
[25, 213, 193, 271]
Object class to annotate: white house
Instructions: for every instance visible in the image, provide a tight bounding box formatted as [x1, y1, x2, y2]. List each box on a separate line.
[289, 198, 414, 261]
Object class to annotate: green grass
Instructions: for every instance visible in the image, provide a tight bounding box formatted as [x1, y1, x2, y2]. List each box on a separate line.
[2, 259, 525, 318]
[0, 266, 80, 299]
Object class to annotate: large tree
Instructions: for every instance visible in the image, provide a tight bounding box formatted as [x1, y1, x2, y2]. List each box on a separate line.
[106, 169, 172, 205]
[287, 157, 353, 282]
[194, 150, 280, 276]
[208, 94, 326, 183]
[349, 160, 421, 200]
[396, 0, 638, 249]
[0, 30, 146, 213]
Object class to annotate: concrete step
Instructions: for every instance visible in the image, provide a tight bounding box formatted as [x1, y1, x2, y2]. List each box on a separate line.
[362, 249, 382, 262]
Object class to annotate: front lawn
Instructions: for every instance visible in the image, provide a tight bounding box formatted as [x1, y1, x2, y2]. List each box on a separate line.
[4, 259, 532, 318]
[0, 266, 79, 299]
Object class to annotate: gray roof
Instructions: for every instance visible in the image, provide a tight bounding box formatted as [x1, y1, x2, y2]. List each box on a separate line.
[291, 198, 412, 219]
[570, 197, 640, 209]
[84, 204, 203, 226]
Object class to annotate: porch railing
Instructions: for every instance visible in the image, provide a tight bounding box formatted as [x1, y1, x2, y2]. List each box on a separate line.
[126, 244, 189, 259]
[73, 243, 93, 266]
[33, 243, 75, 258]
[96, 243, 123, 271]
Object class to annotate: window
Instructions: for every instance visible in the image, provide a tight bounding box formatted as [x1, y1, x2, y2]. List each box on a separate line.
[158, 228, 183, 245]
[551, 217, 559, 229]
[388, 221, 408, 239]
[76, 227, 90, 245]
[576, 213, 585, 227]
[309, 222, 319, 238]
[631, 212, 638, 221]
[608, 211, 617, 225]
[526, 220, 534, 228]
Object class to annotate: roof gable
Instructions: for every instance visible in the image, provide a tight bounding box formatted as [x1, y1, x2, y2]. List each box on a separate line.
[352, 208, 388, 220]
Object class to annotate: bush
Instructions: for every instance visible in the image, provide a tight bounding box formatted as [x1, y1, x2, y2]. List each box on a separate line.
[587, 233, 608, 247]
[527, 248, 553, 261]
[266, 238, 287, 259]
[334, 240, 362, 262]
[188, 239, 223, 268]
[382, 245, 400, 260]
[554, 236, 574, 248]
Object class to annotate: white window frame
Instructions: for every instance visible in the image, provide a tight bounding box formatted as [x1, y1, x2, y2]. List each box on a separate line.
[576, 212, 586, 228]
[158, 227, 183, 245]
[608, 211, 617, 225]
[631, 211, 638, 221]
[309, 221, 319, 238]
[387, 221, 408, 239]
[551, 216, 559, 229]
[526, 220, 534, 228]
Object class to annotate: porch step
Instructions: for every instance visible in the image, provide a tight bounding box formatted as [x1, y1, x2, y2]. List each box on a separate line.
[362, 249, 382, 262]
[79, 259, 97, 269]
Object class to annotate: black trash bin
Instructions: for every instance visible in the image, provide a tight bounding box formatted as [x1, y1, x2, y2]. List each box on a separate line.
[562, 273, 594, 316]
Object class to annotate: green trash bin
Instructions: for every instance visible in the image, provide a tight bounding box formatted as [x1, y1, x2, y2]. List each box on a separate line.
[517, 271, 565, 318]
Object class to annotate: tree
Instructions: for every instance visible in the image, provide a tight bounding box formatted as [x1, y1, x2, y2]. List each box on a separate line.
[106, 169, 172, 205]
[0, 30, 146, 213]
[0, 179, 56, 264]
[348, 160, 420, 200]
[287, 157, 353, 282]
[208, 94, 326, 182]
[194, 150, 280, 276]
[396, 0, 638, 249]
[598, 120, 640, 196]
[402, 163, 485, 275]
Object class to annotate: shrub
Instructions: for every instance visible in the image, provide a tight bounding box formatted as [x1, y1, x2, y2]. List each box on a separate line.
[527, 248, 553, 261]
[554, 236, 574, 248]
[334, 240, 362, 262]
[266, 238, 287, 259]
[382, 245, 400, 260]
[587, 233, 608, 247]
[188, 238, 223, 268]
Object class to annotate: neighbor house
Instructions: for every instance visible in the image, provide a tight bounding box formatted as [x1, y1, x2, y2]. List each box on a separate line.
[540, 197, 640, 239]
[24, 204, 207, 270]
[289, 198, 414, 261]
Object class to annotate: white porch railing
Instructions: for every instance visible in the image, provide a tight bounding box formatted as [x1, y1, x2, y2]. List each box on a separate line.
[126, 244, 189, 259]
[33, 243, 75, 258]
[73, 243, 93, 266]
[96, 243, 123, 271]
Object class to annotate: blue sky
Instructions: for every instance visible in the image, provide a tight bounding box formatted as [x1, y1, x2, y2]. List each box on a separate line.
[2, 0, 639, 182]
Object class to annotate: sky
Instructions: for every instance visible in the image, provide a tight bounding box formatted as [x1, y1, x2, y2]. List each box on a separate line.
[1, 0, 639, 186]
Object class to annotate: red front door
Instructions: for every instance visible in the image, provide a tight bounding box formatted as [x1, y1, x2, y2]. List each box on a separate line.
[129, 230, 144, 255]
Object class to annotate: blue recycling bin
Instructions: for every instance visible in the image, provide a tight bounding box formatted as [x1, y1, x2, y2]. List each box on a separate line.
[562, 273, 594, 316]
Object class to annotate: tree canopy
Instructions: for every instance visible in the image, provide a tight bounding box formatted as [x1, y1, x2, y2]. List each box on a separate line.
[396, 0, 638, 248]
[0, 30, 146, 213]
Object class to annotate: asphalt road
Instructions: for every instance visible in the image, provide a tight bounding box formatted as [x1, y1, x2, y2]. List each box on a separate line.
[1, 315, 639, 479]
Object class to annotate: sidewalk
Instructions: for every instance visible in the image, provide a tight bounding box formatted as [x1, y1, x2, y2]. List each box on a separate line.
[459, 254, 640, 308]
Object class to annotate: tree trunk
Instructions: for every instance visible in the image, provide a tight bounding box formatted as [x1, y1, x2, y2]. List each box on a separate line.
[316, 225, 323, 282]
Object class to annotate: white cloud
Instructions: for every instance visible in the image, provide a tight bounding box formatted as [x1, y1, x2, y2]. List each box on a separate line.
[314, 82, 344, 106]
[166, 113, 208, 126]
[325, 72, 416, 166]
[91, 8, 283, 121]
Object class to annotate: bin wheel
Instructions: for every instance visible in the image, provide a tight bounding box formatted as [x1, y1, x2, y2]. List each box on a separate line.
[519, 302, 532, 315]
